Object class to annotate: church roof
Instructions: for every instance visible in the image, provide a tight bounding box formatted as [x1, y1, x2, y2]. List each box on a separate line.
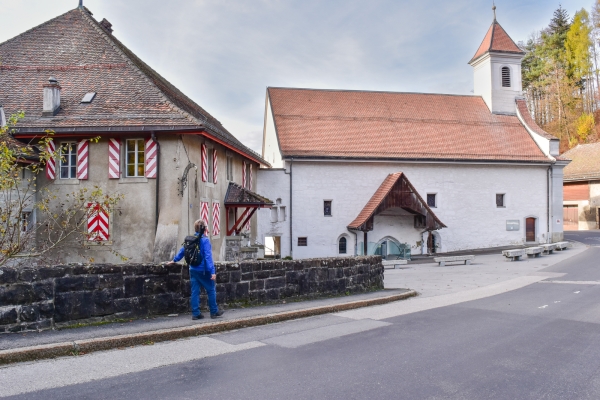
[267, 87, 552, 163]
[0, 7, 266, 165]
[561, 142, 600, 182]
[469, 20, 524, 64]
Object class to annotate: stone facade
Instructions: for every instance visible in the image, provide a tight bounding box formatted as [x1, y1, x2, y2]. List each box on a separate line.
[0, 256, 383, 333]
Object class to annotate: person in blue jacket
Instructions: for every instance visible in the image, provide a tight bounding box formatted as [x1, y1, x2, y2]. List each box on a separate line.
[170, 219, 224, 320]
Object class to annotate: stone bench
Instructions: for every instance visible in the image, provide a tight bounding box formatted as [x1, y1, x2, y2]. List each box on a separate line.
[526, 247, 543, 258]
[554, 241, 570, 251]
[502, 249, 525, 261]
[540, 244, 556, 254]
[433, 255, 475, 267]
[382, 259, 408, 269]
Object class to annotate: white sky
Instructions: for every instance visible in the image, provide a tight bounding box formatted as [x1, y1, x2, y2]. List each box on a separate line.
[0, 0, 593, 152]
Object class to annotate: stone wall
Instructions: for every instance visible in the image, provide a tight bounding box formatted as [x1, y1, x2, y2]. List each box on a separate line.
[0, 256, 383, 333]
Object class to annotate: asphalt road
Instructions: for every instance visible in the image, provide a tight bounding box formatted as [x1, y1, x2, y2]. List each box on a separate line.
[3, 245, 600, 399]
[564, 229, 600, 246]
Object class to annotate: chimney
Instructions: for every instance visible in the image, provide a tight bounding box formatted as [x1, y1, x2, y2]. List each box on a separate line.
[0, 105, 6, 128]
[42, 77, 61, 117]
[100, 18, 113, 34]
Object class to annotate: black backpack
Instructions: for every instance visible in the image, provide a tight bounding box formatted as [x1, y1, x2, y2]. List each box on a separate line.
[183, 235, 202, 266]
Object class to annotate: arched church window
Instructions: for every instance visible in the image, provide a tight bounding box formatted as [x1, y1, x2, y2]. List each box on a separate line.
[501, 66, 511, 88]
[338, 237, 347, 254]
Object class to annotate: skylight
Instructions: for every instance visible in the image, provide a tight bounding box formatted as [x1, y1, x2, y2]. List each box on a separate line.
[81, 92, 96, 103]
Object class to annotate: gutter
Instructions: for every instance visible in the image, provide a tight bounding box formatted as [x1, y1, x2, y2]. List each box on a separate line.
[282, 156, 553, 166]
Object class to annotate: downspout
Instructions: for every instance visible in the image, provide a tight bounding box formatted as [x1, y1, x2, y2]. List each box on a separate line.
[284, 158, 293, 258]
[547, 165, 552, 243]
[151, 132, 160, 231]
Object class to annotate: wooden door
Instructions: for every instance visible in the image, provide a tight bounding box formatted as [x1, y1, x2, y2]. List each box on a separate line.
[526, 218, 536, 242]
[563, 206, 578, 231]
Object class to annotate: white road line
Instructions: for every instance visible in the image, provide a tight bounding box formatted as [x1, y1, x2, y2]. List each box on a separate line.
[0, 337, 264, 398]
[538, 305, 548, 309]
[541, 281, 600, 285]
[338, 274, 563, 321]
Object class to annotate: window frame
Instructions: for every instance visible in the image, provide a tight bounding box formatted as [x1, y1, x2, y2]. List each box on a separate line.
[125, 139, 146, 178]
[59, 141, 78, 180]
[207, 146, 214, 184]
[298, 237, 308, 246]
[496, 193, 506, 208]
[324, 200, 332, 217]
[338, 237, 347, 254]
[501, 66, 511, 88]
[426, 193, 437, 208]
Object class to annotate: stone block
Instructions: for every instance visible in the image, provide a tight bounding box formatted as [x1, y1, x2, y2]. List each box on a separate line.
[0, 283, 35, 305]
[55, 276, 85, 293]
[265, 277, 285, 290]
[240, 262, 254, 273]
[37, 266, 66, 280]
[0, 308, 18, 325]
[270, 269, 285, 278]
[124, 276, 145, 297]
[181, 267, 190, 279]
[19, 305, 40, 322]
[165, 263, 183, 274]
[216, 272, 230, 284]
[166, 274, 181, 292]
[266, 289, 280, 301]
[98, 273, 123, 289]
[147, 264, 170, 275]
[54, 291, 94, 323]
[148, 294, 174, 315]
[250, 279, 264, 291]
[33, 282, 53, 301]
[89, 264, 122, 275]
[235, 282, 249, 298]
[39, 301, 55, 319]
[63, 264, 89, 276]
[0, 268, 18, 284]
[121, 264, 147, 276]
[19, 268, 40, 282]
[230, 271, 242, 283]
[92, 289, 114, 316]
[143, 276, 168, 295]
[241, 272, 254, 281]
[255, 270, 270, 280]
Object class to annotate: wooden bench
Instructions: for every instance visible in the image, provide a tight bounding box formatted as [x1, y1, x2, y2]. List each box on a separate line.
[382, 260, 408, 269]
[540, 244, 556, 254]
[526, 247, 543, 258]
[433, 255, 475, 267]
[502, 249, 525, 261]
[554, 241, 570, 251]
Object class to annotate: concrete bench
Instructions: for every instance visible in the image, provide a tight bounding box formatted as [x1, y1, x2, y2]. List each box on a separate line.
[525, 247, 543, 258]
[554, 241, 570, 251]
[540, 244, 556, 254]
[433, 255, 475, 267]
[502, 249, 525, 261]
[382, 260, 408, 269]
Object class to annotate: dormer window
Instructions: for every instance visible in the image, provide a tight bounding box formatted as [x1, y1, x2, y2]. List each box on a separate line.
[501, 67, 511, 88]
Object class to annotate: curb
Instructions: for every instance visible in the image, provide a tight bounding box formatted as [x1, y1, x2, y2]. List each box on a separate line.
[0, 290, 417, 366]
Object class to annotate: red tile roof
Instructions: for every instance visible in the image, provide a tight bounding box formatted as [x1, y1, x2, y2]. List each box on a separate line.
[561, 142, 600, 181]
[470, 20, 524, 64]
[268, 88, 551, 163]
[0, 7, 265, 164]
[348, 172, 445, 231]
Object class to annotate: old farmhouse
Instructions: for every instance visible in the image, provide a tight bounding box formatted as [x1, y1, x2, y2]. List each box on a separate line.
[562, 143, 600, 230]
[0, 6, 271, 263]
[257, 15, 568, 259]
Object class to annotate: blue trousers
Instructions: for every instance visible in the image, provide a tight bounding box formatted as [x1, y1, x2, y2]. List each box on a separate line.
[189, 269, 219, 316]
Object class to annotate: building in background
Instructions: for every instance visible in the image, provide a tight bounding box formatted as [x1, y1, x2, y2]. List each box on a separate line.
[257, 14, 568, 259]
[561, 143, 600, 231]
[0, 6, 270, 263]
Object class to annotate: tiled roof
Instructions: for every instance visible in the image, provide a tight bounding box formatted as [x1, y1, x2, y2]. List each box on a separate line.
[224, 182, 273, 206]
[561, 142, 600, 181]
[469, 20, 524, 64]
[268, 88, 551, 163]
[515, 99, 558, 140]
[0, 7, 266, 164]
[348, 172, 445, 231]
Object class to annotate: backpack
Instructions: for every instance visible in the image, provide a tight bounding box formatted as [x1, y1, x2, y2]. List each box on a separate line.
[183, 235, 202, 266]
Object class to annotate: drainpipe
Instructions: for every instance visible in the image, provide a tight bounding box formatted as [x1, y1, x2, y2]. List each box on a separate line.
[284, 158, 293, 258]
[363, 231, 368, 255]
[547, 165, 552, 243]
[151, 132, 160, 231]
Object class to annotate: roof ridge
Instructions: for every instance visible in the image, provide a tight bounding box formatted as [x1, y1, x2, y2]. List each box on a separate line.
[268, 87, 479, 98]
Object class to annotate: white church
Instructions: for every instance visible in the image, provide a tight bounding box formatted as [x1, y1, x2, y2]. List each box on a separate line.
[256, 14, 567, 260]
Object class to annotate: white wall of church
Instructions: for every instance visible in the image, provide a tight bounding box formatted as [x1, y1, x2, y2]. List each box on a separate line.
[256, 168, 291, 257]
[259, 161, 552, 259]
[472, 53, 522, 114]
[262, 97, 284, 168]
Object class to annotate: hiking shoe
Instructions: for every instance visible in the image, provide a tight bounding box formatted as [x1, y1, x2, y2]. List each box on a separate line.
[192, 314, 204, 320]
[210, 310, 225, 319]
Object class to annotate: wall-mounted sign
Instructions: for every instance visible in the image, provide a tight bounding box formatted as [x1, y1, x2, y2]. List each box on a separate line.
[506, 220, 520, 231]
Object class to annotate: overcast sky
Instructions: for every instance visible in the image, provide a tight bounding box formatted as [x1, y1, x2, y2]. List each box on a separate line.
[0, 0, 593, 151]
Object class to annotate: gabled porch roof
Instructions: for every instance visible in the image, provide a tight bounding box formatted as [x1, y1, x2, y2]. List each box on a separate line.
[224, 182, 273, 236]
[348, 172, 446, 232]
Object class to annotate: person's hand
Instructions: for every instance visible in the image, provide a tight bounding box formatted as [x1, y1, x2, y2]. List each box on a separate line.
[166, 261, 177, 266]
[211, 274, 216, 281]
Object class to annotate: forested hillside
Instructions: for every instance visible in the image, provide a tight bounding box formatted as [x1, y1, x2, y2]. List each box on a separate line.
[522, 1, 600, 152]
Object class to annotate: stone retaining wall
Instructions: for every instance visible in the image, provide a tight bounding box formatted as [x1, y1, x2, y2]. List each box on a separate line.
[0, 256, 383, 333]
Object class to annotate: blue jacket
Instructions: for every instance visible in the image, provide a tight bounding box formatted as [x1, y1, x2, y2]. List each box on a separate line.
[173, 233, 215, 274]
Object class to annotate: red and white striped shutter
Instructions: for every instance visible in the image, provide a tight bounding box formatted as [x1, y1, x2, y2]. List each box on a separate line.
[76, 139, 89, 180]
[201, 144, 208, 182]
[145, 138, 157, 178]
[213, 149, 218, 184]
[200, 201, 209, 225]
[212, 202, 220, 236]
[87, 203, 110, 241]
[242, 161, 247, 188]
[108, 138, 121, 179]
[45, 139, 56, 180]
[249, 164, 253, 190]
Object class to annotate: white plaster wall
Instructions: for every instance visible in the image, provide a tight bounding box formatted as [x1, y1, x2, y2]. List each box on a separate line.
[256, 168, 291, 257]
[473, 57, 492, 112]
[280, 161, 550, 259]
[551, 164, 565, 241]
[472, 53, 523, 114]
[262, 96, 284, 168]
[367, 215, 423, 255]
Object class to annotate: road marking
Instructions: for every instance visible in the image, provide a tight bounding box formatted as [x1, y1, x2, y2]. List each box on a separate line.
[538, 305, 548, 309]
[0, 337, 264, 398]
[554, 301, 561, 304]
[541, 281, 600, 285]
[574, 291, 581, 294]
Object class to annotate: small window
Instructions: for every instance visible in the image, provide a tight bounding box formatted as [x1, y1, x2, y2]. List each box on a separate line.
[496, 193, 505, 208]
[126, 139, 145, 177]
[414, 215, 426, 229]
[501, 67, 511, 88]
[427, 193, 437, 208]
[59, 142, 77, 179]
[244, 163, 251, 189]
[81, 92, 96, 103]
[226, 155, 234, 181]
[298, 237, 307, 246]
[339, 237, 347, 254]
[21, 212, 32, 232]
[207, 149, 214, 183]
[324, 200, 332, 216]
